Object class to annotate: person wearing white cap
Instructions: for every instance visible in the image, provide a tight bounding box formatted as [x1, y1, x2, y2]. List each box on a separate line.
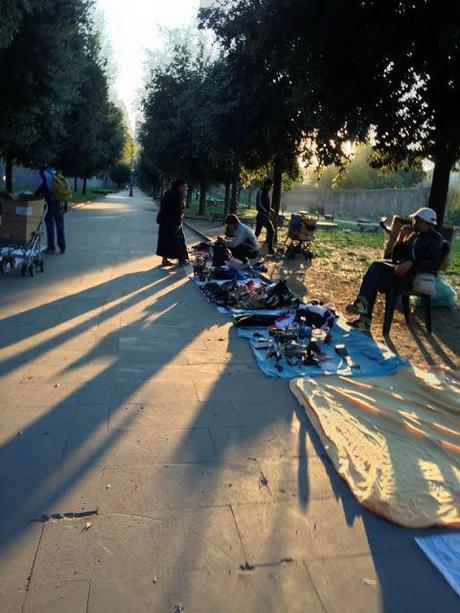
[346, 206, 444, 332]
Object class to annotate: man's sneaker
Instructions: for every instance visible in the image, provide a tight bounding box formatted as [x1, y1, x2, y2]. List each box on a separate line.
[346, 296, 369, 315]
[348, 316, 372, 333]
[46, 248, 56, 254]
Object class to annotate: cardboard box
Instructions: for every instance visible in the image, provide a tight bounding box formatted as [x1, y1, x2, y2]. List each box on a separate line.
[0, 198, 46, 244]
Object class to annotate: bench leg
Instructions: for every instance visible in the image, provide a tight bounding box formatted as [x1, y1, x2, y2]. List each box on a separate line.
[383, 287, 400, 336]
[421, 294, 432, 334]
[401, 294, 411, 325]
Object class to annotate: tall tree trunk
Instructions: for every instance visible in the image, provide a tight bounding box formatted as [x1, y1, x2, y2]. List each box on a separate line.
[74, 176, 78, 192]
[247, 186, 253, 207]
[230, 105, 243, 213]
[186, 185, 193, 208]
[5, 157, 13, 193]
[272, 156, 283, 242]
[230, 160, 240, 214]
[198, 181, 207, 216]
[224, 173, 231, 217]
[428, 150, 453, 227]
[82, 177, 87, 195]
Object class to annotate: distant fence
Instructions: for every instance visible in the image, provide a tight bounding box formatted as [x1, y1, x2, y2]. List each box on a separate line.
[281, 185, 432, 220]
[0, 162, 116, 192]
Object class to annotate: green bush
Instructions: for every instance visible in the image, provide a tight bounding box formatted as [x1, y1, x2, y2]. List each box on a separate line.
[448, 186, 460, 225]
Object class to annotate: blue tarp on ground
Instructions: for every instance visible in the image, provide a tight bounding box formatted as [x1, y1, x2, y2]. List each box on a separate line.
[415, 533, 460, 597]
[191, 275, 408, 378]
[237, 319, 409, 378]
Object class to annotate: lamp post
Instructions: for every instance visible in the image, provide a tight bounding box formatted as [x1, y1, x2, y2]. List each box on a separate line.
[129, 138, 134, 197]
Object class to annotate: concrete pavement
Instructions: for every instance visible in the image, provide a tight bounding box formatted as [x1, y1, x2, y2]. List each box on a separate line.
[0, 191, 457, 612]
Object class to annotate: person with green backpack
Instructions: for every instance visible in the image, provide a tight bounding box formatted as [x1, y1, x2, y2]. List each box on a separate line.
[34, 167, 70, 254]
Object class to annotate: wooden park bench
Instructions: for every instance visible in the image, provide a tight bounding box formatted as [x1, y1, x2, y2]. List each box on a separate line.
[208, 199, 226, 222]
[357, 218, 380, 232]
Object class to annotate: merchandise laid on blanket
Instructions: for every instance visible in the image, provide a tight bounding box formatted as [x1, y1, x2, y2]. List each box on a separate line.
[190, 239, 460, 542]
[190, 241, 406, 378]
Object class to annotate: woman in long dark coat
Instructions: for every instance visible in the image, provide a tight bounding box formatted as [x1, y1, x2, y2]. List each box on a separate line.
[156, 179, 189, 266]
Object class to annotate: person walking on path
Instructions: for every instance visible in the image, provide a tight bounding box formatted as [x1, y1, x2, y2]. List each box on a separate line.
[255, 178, 275, 255]
[156, 179, 189, 266]
[34, 166, 66, 254]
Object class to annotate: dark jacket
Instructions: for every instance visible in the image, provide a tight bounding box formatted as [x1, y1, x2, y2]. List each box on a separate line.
[256, 188, 271, 215]
[392, 228, 444, 274]
[157, 187, 184, 227]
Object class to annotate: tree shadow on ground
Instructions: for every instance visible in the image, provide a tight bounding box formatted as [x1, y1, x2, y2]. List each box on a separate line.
[0, 267, 205, 558]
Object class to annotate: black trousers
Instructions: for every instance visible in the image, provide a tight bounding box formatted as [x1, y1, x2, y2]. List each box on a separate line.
[255, 214, 275, 252]
[230, 244, 259, 263]
[45, 205, 66, 252]
[358, 261, 402, 317]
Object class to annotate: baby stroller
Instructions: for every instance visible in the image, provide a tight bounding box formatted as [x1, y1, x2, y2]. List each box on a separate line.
[284, 212, 318, 261]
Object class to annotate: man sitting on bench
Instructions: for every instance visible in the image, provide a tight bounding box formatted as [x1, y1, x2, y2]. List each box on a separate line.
[218, 214, 260, 263]
[346, 207, 444, 332]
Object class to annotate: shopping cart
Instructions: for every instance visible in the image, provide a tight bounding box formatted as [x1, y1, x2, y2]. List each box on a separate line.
[0, 197, 47, 276]
[284, 212, 318, 261]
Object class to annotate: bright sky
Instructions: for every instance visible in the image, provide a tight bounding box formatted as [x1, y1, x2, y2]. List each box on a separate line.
[97, 0, 203, 128]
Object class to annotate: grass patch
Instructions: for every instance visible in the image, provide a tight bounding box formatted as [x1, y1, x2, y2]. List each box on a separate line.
[186, 198, 256, 219]
[70, 190, 115, 204]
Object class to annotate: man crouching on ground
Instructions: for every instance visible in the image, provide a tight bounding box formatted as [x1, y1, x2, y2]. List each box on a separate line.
[346, 207, 444, 332]
[218, 214, 260, 263]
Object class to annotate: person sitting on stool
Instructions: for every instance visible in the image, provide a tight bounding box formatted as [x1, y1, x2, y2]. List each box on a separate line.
[219, 214, 260, 263]
[346, 207, 444, 332]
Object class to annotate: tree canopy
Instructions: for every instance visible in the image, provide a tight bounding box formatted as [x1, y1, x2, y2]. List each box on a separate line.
[199, 0, 460, 222]
[0, 0, 126, 192]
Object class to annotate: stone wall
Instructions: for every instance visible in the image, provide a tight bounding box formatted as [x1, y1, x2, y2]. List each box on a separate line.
[281, 184, 432, 220]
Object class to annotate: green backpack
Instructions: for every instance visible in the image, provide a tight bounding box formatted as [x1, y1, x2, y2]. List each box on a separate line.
[51, 174, 71, 202]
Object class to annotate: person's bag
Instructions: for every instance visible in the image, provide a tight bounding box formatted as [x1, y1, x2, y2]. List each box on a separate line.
[51, 174, 71, 203]
[412, 272, 436, 296]
[212, 241, 231, 267]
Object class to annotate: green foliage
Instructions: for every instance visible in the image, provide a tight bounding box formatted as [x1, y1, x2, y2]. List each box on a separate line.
[309, 145, 425, 189]
[109, 163, 131, 187]
[140, 35, 234, 196]
[0, 0, 31, 48]
[0, 1, 95, 171]
[448, 183, 460, 225]
[0, 0, 124, 190]
[54, 45, 125, 183]
[201, 1, 460, 221]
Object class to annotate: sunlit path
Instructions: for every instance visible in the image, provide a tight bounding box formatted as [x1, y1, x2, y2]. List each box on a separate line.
[0, 192, 457, 612]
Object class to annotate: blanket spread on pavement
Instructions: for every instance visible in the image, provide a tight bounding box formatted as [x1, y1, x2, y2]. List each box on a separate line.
[290, 367, 460, 528]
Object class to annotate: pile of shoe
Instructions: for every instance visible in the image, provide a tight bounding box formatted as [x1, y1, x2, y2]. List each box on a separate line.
[201, 281, 238, 307]
[244, 300, 338, 372]
[200, 278, 300, 311]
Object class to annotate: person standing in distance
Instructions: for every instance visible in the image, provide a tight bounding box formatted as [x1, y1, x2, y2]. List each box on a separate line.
[156, 179, 189, 266]
[255, 178, 275, 255]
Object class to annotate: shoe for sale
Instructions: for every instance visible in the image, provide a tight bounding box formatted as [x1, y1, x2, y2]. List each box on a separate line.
[347, 316, 372, 333]
[345, 296, 369, 315]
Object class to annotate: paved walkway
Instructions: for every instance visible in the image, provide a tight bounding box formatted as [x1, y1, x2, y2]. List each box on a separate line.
[0, 191, 457, 612]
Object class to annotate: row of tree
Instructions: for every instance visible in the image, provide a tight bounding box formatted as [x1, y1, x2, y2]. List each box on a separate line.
[0, 0, 126, 193]
[139, 0, 460, 224]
